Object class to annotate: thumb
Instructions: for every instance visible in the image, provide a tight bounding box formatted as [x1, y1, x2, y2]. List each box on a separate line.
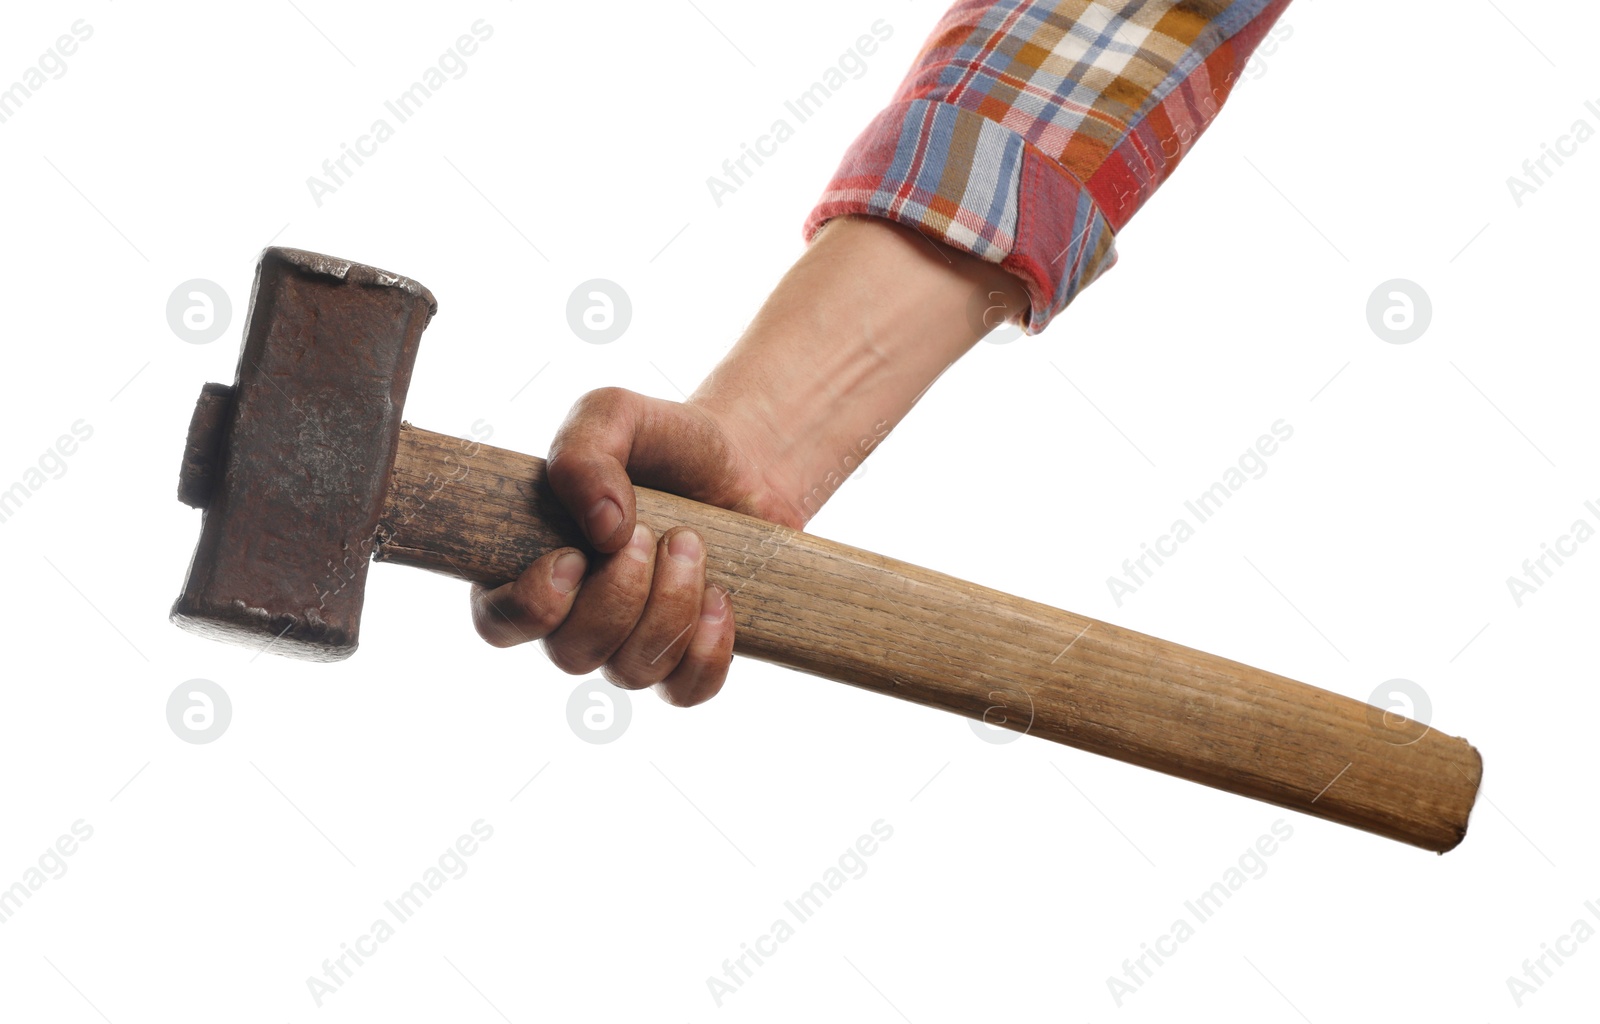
[545, 388, 644, 552]
[547, 387, 769, 550]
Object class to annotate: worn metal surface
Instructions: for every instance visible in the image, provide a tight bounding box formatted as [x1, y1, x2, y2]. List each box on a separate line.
[171, 247, 437, 660]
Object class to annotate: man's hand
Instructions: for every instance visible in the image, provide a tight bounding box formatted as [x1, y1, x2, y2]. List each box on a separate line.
[469, 388, 802, 707]
[470, 216, 1028, 706]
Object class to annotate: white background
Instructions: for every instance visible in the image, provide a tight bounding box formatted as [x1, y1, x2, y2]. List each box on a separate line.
[1, 1, 1596, 1021]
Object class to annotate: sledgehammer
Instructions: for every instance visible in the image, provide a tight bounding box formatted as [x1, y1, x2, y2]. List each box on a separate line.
[171, 247, 1482, 852]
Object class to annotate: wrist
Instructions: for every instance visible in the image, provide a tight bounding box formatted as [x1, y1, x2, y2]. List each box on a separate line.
[692, 216, 1028, 523]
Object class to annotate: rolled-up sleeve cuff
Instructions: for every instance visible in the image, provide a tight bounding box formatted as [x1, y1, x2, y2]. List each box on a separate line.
[805, 0, 1295, 334]
[803, 99, 1116, 335]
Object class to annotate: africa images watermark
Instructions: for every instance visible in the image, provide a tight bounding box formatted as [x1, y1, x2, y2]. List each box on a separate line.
[706, 819, 894, 1007]
[0, 419, 94, 526]
[798, 418, 889, 522]
[305, 819, 496, 1007]
[1505, 896, 1600, 1008]
[0, 819, 94, 925]
[1106, 419, 1295, 607]
[306, 20, 495, 207]
[706, 19, 894, 207]
[1237, 20, 1293, 83]
[1506, 98, 1600, 207]
[1504, 499, 1600, 608]
[0, 20, 94, 126]
[1106, 818, 1295, 1007]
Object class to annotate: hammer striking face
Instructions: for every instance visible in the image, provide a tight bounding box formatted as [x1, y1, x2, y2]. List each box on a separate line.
[171, 248, 436, 660]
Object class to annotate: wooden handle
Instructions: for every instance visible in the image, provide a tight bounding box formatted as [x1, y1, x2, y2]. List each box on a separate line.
[376, 425, 1481, 852]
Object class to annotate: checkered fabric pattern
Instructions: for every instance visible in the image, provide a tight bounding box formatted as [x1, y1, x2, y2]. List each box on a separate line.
[805, 0, 1294, 332]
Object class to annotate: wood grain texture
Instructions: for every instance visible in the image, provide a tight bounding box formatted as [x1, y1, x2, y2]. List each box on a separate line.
[376, 425, 1482, 852]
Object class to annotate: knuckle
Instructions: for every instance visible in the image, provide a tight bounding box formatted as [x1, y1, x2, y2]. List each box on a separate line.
[472, 595, 523, 647]
[506, 583, 565, 637]
[560, 387, 630, 435]
[581, 385, 632, 409]
[678, 645, 716, 680]
[542, 447, 589, 490]
[664, 665, 725, 707]
[543, 638, 603, 676]
[591, 566, 651, 613]
[472, 614, 511, 648]
[601, 656, 663, 690]
[524, 601, 567, 637]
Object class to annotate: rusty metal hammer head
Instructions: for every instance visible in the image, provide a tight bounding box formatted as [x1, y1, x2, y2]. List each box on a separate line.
[171, 247, 437, 661]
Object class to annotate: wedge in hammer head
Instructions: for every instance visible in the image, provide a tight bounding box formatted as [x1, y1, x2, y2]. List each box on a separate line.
[172, 247, 437, 661]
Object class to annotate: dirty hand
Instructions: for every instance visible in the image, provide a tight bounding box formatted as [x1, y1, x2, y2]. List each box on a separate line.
[469, 216, 1029, 706]
[469, 388, 800, 706]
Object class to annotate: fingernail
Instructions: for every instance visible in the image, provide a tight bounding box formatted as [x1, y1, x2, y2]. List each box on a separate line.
[668, 529, 703, 564]
[700, 586, 727, 622]
[624, 523, 653, 562]
[551, 551, 585, 593]
[586, 497, 623, 544]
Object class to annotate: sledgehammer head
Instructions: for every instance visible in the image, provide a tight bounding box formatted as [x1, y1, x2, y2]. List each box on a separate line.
[171, 248, 437, 661]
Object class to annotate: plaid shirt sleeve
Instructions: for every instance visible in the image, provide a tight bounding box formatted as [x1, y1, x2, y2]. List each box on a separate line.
[805, 0, 1294, 333]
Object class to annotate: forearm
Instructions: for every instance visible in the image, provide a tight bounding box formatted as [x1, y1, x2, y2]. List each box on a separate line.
[694, 0, 1294, 524]
[691, 215, 1026, 522]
